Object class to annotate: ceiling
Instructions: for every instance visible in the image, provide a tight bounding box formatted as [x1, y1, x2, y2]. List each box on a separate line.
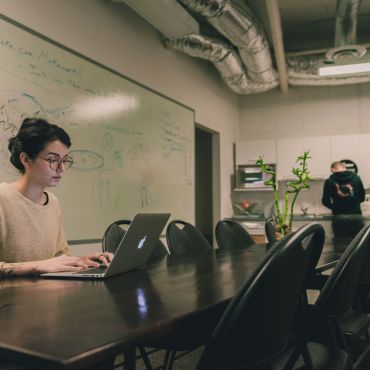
[118, 0, 370, 93]
[247, 0, 370, 53]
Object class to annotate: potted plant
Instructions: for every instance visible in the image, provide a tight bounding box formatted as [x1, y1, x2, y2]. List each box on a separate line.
[256, 150, 311, 238]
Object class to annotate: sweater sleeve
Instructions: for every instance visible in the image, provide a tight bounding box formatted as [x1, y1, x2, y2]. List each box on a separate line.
[55, 223, 70, 257]
[50, 192, 70, 257]
[322, 179, 333, 210]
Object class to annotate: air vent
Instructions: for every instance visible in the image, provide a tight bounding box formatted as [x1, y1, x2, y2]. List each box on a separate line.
[325, 45, 367, 61]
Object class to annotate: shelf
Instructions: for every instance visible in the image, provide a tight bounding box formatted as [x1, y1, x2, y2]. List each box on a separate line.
[233, 188, 273, 192]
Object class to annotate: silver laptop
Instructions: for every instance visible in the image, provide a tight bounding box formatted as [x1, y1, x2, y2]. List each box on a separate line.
[41, 213, 170, 279]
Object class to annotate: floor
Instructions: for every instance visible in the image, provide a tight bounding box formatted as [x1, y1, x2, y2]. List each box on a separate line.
[110, 274, 370, 369]
[112, 333, 370, 370]
[114, 348, 204, 370]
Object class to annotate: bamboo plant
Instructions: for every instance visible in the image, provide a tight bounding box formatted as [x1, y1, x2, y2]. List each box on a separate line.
[256, 150, 311, 237]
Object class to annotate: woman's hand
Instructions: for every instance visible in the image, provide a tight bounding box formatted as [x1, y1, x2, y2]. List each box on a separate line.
[0, 255, 90, 276]
[35, 255, 89, 274]
[79, 252, 113, 268]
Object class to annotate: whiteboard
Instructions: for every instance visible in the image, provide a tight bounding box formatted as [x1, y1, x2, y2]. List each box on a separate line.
[0, 16, 195, 241]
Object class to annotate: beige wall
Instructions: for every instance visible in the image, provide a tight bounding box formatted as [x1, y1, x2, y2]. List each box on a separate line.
[239, 84, 370, 140]
[0, 0, 240, 223]
[236, 83, 370, 217]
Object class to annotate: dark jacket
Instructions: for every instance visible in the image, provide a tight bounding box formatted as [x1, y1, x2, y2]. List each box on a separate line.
[322, 170, 365, 215]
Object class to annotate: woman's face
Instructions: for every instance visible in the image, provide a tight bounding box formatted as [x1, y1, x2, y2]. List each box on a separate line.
[26, 140, 70, 188]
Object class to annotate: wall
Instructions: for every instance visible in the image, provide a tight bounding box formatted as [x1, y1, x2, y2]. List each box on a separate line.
[0, 0, 239, 249]
[239, 84, 370, 139]
[236, 83, 370, 215]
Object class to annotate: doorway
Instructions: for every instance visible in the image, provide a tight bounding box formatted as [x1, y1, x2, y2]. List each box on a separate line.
[195, 125, 220, 246]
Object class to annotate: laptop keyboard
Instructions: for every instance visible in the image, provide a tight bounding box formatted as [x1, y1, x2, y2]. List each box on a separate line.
[75, 267, 107, 274]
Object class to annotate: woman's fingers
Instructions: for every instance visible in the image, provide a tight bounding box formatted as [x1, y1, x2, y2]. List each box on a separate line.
[98, 252, 113, 266]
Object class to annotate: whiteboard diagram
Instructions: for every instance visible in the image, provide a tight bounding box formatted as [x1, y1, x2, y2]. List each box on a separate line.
[0, 16, 195, 240]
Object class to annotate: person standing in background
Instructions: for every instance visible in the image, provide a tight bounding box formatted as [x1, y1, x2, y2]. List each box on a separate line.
[322, 161, 365, 246]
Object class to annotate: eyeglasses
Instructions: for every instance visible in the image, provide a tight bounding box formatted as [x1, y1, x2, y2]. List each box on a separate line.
[38, 155, 73, 171]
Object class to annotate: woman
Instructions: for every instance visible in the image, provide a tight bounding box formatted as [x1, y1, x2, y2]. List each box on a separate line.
[0, 117, 112, 276]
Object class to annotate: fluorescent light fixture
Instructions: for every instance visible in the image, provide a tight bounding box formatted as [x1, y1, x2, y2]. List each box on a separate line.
[319, 62, 370, 76]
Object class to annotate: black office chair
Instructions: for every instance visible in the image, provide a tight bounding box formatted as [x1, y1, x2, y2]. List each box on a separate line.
[197, 222, 350, 370]
[102, 220, 169, 370]
[102, 219, 168, 262]
[302, 224, 370, 369]
[215, 220, 255, 250]
[138, 220, 214, 370]
[353, 228, 370, 313]
[166, 220, 212, 256]
[102, 219, 129, 253]
[265, 216, 277, 243]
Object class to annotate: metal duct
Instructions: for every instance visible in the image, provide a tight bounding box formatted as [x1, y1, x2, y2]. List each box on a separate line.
[335, 0, 360, 47]
[287, 0, 370, 86]
[165, 34, 279, 93]
[287, 55, 370, 85]
[178, 0, 278, 85]
[165, 0, 370, 93]
[326, 0, 366, 60]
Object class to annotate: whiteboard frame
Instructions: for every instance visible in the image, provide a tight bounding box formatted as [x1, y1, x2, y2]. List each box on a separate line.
[0, 14, 195, 243]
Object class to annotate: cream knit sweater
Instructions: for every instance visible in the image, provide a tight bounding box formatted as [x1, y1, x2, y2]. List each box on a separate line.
[0, 183, 70, 263]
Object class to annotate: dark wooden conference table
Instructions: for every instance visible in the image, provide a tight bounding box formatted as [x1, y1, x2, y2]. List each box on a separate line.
[0, 243, 340, 370]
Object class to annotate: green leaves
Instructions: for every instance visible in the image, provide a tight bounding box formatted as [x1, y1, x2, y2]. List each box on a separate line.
[256, 150, 311, 235]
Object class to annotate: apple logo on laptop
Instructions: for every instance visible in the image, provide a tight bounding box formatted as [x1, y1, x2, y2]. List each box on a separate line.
[137, 236, 147, 249]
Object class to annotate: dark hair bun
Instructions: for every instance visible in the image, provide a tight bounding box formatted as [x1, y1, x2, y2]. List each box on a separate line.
[8, 136, 23, 171]
[7, 117, 71, 174]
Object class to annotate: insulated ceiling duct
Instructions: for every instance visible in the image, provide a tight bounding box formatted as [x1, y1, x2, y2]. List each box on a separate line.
[165, 0, 370, 92]
[287, 0, 370, 86]
[330, 0, 366, 60]
[113, 0, 370, 93]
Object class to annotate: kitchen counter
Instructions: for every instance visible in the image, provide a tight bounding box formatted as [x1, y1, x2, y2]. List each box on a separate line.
[231, 214, 370, 222]
[230, 213, 370, 242]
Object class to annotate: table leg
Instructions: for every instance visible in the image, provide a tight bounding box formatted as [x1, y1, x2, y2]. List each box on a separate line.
[123, 349, 136, 370]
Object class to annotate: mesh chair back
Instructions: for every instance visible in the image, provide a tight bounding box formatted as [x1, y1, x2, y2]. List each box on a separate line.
[197, 222, 324, 370]
[166, 220, 211, 256]
[302, 224, 325, 286]
[265, 217, 277, 243]
[356, 226, 370, 286]
[314, 224, 370, 318]
[148, 238, 168, 262]
[102, 219, 168, 261]
[215, 220, 255, 250]
[102, 220, 130, 253]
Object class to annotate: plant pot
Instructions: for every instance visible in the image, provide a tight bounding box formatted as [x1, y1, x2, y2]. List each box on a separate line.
[275, 224, 292, 240]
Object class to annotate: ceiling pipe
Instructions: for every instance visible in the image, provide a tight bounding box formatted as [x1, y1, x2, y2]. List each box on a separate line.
[164, 0, 370, 92]
[326, 0, 366, 61]
[265, 0, 289, 93]
[335, 0, 361, 47]
[178, 0, 278, 85]
[165, 34, 279, 93]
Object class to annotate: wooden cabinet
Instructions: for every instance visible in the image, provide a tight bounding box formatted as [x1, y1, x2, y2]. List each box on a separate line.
[238, 221, 267, 243]
[330, 134, 361, 167]
[235, 134, 370, 188]
[277, 136, 331, 180]
[331, 134, 370, 188]
[358, 134, 370, 188]
[304, 136, 331, 179]
[277, 138, 302, 180]
[235, 139, 276, 165]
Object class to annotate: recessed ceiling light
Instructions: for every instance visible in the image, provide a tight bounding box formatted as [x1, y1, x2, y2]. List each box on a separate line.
[319, 62, 370, 76]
